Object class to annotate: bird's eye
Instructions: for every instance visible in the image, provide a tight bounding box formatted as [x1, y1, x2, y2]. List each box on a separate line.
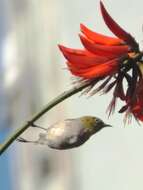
[95, 117, 102, 124]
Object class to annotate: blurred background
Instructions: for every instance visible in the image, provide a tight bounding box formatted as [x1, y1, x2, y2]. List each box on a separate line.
[1, 0, 143, 190]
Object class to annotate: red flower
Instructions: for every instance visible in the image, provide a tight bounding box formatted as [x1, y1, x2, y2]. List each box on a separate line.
[59, 1, 143, 122]
[120, 78, 143, 122]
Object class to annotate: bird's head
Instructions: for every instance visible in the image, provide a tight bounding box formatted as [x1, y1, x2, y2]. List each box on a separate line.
[80, 116, 112, 134]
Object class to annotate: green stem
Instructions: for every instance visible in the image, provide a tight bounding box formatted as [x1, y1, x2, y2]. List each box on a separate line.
[0, 81, 91, 155]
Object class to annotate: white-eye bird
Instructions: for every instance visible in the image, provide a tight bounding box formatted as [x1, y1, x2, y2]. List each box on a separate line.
[17, 116, 112, 150]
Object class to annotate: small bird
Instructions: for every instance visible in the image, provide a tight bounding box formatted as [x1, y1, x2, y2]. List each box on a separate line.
[17, 116, 112, 150]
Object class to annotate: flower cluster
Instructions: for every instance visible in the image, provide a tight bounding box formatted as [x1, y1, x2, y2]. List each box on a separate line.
[59, 1, 143, 122]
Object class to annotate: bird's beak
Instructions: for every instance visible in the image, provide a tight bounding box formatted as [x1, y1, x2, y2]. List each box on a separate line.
[105, 124, 112, 127]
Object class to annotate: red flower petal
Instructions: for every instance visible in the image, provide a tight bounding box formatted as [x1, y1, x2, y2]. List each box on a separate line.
[124, 78, 143, 121]
[100, 1, 138, 49]
[58, 45, 114, 68]
[79, 34, 129, 57]
[131, 104, 143, 121]
[67, 58, 119, 79]
[137, 115, 143, 121]
[80, 23, 124, 45]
